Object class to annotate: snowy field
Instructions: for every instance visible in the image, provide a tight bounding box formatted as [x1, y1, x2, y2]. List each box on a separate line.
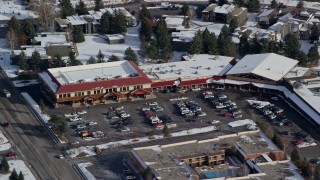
[0, 130, 11, 151]
[76, 163, 96, 180]
[0, 0, 38, 21]
[76, 26, 140, 64]
[0, 160, 36, 180]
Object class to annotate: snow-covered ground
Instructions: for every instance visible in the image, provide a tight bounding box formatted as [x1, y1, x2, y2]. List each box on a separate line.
[0, 50, 20, 78]
[0, 0, 38, 21]
[12, 80, 39, 88]
[21, 93, 50, 124]
[0, 160, 36, 180]
[0, 130, 11, 151]
[67, 126, 219, 158]
[144, 0, 207, 2]
[76, 163, 96, 180]
[76, 26, 140, 64]
[299, 40, 314, 54]
[69, 0, 131, 7]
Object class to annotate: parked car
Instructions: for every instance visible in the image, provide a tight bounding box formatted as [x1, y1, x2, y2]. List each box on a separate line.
[2, 121, 9, 128]
[210, 120, 220, 124]
[224, 113, 232, 117]
[294, 139, 302, 145]
[6, 152, 16, 157]
[114, 106, 124, 111]
[58, 154, 64, 159]
[184, 112, 195, 117]
[70, 116, 82, 122]
[64, 112, 78, 118]
[192, 87, 201, 91]
[2, 89, 11, 98]
[197, 111, 206, 117]
[267, 113, 277, 120]
[87, 122, 98, 126]
[145, 113, 155, 118]
[77, 110, 87, 115]
[142, 107, 150, 111]
[121, 113, 131, 118]
[148, 102, 158, 106]
[152, 106, 164, 112]
[77, 124, 87, 130]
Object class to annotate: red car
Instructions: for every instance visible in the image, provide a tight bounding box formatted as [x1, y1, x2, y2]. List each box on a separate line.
[6, 152, 16, 157]
[294, 140, 302, 145]
[224, 113, 232, 117]
[148, 3, 156, 7]
[145, 113, 155, 118]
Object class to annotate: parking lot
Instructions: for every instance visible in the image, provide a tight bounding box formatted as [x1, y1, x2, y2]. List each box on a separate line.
[46, 88, 320, 160]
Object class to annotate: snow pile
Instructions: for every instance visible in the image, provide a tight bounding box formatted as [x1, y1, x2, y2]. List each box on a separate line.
[0, 130, 11, 151]
[21, 93, 50, 123]
[0, 160, 36, 180]
[228, 119, 256, 128]
[0, 50, 20, 78]
[297, 142, 317, 148]
[76, 162, 96, 180]
[12, 80, 39, 88]
[67, 146, 97, 158]
[68, 126, 219, 158]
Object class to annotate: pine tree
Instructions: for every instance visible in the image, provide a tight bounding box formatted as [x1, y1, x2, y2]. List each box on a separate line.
[68, 51, 82, 66]
[234, 0, 245, 7]
[218, 0, 227, 6]
[139, 17, 152, 41]
[223, 36, 236, 57]
[124, 47, 138, 63]
[139, 41, 149, 58]
[148, 41, 159, 60]
[18, 51, 28, 70]
[160, 40, 172, 62]
[229, 18, 238, 33]
[283, 33, 300, 59]
[9, 169, 18, 180]
[99, 12, 111, 34]
[218, 25, 234, 55]
[73, 26, 85, 43]
[108, 54, 120, 62]
[60, 0, 75, 18]
[251, 37, 263, 54]
[22, 21, 36, 39]
[270, 0, 277, 9]
[179, 4, 190, 16]
[209, 0, 217, 3]
[94, 0, 104, 11]
[96, 49, 105, 63]
[246, 0, 260, 12]
[310, 24, 320, 42]
[76, 0, 88, 15]
[189, 30, 203, 54]
[202, 29, 218, 54]
[18, 171, 24, 180]
[29, 50, 41, 72]
[298, 51, 308, 66]
[296, 0, 304, 10]
[266, 40, 279, 53]
[239, 34, 250, 57]
[308, 44, 320, 64]
[0, 157, 10, 174]
[111, 10, 127, 34]
[51, 54, 66, 68]
[87, 56, 96, 64]
[155, 19, 168, 49]
[314, 164, 320, 180]
[301, 158, 312, 178]
[7, 16, 20, 34]
[139, 5, 152, 20]
[290, 148, 300, 163]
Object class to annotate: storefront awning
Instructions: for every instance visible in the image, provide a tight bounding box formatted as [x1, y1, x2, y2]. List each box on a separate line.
[134, 91, 145, 95]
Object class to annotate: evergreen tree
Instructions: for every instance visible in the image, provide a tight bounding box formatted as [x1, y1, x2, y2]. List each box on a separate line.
[223, 36, 236, 57]
[218, 0, 227, 6]
[144, 166, 152, 180]
[301, 158, 312, 178]
[124, 47, 138, 63]
[266, 40, 279, 53]
[68, 51, 82, 66]
[229, 18, 238, 33]
[189, 30, 203, 54]
[111, 10, 127, 34]
[160, 39, 172, 62]
[139, 5, 152, 20]
[96, 49, 105, 63]
[310, 24, 320, 42]
[139, 41, 149, 58]
[155, 19, 168, 49]
[209, 0, 217, 4]
[22, 21, 36, 39]
[290, 149, 300, 163]
[308, 44, 320, 64]
[60, 0, 75, 18]
[108, 54, 120, 62]
[76, 0, 88, 15]
[270, 0, 277, 9]
[251, 37, 263, 54]
[0, 157, 9, 174]
[51, 54, 66, 68]
[87, 56, 96, 64]
[234, 0, 245, 7]
[9, 169, 18, 180]
[94, 0, 104, 11]
[239, 34, 251, 57]
[202, 29, 218, 54]
[99, 12, 111, 34]
[218, 25, 233, 55]
[283, 33, 300, 59]
[179, 4, 190, 16]
[18, 171, 24, 180]
[73, 26, 85, 43]
[246, 0, 260, 12]
[18, 51, 28, 70]
[7, 16, 20, 34]
[29, 50, 41, 72]
[314, 164, 320, 180]
[298, 51, 308, 66]
[139, 17, 152, 41]
[148, 41, 159, 60]
[296, 0, 304, 10]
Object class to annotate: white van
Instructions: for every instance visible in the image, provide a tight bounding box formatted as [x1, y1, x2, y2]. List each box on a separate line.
[2, 89, 11, 98]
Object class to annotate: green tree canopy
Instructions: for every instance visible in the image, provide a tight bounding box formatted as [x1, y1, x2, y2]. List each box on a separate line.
[87, 56, 96, 64]
[7, 16, 20, 34]
[297, 51, 308, 66]
[18, 51, 28, 70]
[229, 18, 238, 33]
[310, 24, 320, 42]
[76, 0, 88, 15]
[0, 157, 10, 174]
[108, 54, 120, 62]
[9, 169, 18, 180]
[94, 0, 104, 11]
[29, 50, 41, 71]
[290, 148, 300, 163]
[124, 47, 138, 63]
[308, 44, 320, 64]
[239, 34, 251, 57]
[50, 115, 67, 138]
[22, 21, 36, 39]
[73, 26, 85, 43]
[68, 51, 82, 66]
[50, 54, 66, 68]
[96, 49, 105, 63]
[270, 0, 278, 8]
[189, 30, 203, 54]
[283, 33, 301, 59]
[179, 4, 190, 16]
[139, 17, 153, 41]
[314, 164, 320, 180]
[18, 171, 24, 180]
[246, 0, 260, 12]
[139, 5, 152, 20]
[148, 41, 159, 60]
[60, 0, 75, 18]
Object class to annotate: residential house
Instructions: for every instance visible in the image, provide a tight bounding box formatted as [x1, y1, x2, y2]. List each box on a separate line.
[257, 9, 278, 27]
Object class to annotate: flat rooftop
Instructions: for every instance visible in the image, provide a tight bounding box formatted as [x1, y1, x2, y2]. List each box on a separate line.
[48, 61, 139, 85]
[34, 33, 69, 47]
[139, 54, 234, 81]
[257, 161, 300, 180]
[284, 67, 310, 79]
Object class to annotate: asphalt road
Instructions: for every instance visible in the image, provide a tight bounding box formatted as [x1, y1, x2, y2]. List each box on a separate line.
[0, 70, 82, 180]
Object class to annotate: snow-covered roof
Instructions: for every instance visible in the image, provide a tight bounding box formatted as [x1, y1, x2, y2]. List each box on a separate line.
[66, 16, 88, 25]
[278, 13, 293, 23]
[48, 61, 139, 86]
[284, 67, 310, 79]
[105, 34, 124, 40]
[34, 33, 68, 47]
[258, 9, 275, 18]
[268, 22, 284, 32]
[214, 4, 235, 14]
[227, 53, 298, 81]
[140, 54, 234, 81]
[0, 0, 38, 21]
[163, 15, 186, 29]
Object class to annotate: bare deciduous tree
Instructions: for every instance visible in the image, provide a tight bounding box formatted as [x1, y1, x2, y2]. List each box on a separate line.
[7, 28, 17, 51]
[30, 0, 56, 32]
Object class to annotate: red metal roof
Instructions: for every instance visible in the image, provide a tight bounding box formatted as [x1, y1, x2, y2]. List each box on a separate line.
[54, 61, 152, 94]
[151, 80, 175, 88]
[151, 78, 209, 88]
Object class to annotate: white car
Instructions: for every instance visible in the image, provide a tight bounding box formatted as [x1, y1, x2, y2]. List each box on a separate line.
[64, 113, 78, 118]
[121, 113, 131, 118]
[70, 116, 82, 122]
[114, 106, 124, 111]
[197, 111, 207, 117]
[2, 89, 11, 98]
[58, 155, 64, 159]
[77, 110, 87, 115]
[87, 122, 97, 126]
[142, 107, 150, 111]
[152, 106, 163, 112]
[192, 87, 201, 91]
[210, 120, 220, 124]
[148, 102, 158, 106]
